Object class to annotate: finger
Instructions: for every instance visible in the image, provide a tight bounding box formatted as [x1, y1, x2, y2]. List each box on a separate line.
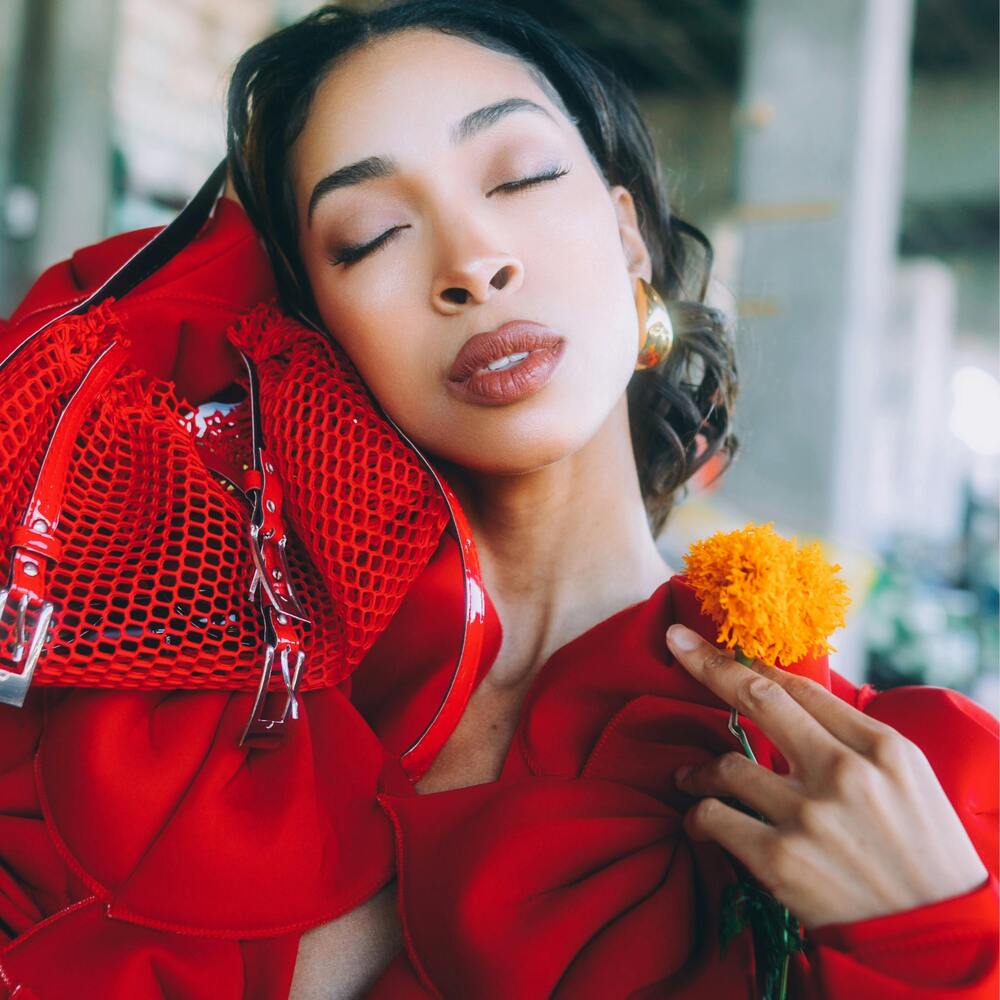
[738, 658, 899, 759]
[675, 751, 803, 825]
[683, 794, 783, 888]
[667, 625, 842, 771]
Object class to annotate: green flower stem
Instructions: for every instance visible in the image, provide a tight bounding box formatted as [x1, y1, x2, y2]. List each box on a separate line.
[721, 647, 799, 1000]
[728, 705, 758, 763]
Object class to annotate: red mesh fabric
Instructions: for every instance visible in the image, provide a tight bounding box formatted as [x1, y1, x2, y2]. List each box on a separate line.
[230, 305, 450, 679]
[0, 300, 449, 690]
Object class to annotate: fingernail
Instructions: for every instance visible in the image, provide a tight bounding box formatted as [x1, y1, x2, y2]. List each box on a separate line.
[674, 764, 693, 785]
[667, 625, 701, 651]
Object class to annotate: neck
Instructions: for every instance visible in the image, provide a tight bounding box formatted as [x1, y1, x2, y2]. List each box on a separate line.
[441, 396, 675, 687]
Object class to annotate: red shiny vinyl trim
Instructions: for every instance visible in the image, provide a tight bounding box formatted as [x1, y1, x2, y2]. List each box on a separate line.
[246, 444, 308, 625]
[8, 339, 128, 603]
[8, 529, 61, 563]
[387, 419, 486, 782]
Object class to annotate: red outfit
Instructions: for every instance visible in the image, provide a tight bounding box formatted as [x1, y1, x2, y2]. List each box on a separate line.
[1, 206, 997, 999]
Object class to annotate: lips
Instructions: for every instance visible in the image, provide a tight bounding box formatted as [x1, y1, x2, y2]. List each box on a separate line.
[447, 321, 565, 406]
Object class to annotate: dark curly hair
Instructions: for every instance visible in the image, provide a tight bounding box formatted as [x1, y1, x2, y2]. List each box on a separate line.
[226, 0, 738, 536]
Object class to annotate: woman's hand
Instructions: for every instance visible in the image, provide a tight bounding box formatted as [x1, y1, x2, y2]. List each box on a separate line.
[665, 623, 989, 931]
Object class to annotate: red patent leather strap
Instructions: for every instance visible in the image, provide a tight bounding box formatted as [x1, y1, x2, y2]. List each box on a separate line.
[388, 421, 486, 782]
[8, 340, 128, 602]
[239, 352, 309, 626]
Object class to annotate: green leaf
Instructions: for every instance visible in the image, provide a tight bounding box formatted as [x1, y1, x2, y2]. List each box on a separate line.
[719, 882, 752, 952]
[718, 875, 803, 1000]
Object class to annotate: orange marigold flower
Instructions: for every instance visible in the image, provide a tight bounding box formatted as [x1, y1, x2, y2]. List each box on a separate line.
[682, 522, 851, 666]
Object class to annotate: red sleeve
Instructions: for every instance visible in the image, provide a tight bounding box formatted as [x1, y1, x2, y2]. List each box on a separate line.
[802, 874, 998, 997]
[799, 684, 999, 998]
[364, 679, 998, 999]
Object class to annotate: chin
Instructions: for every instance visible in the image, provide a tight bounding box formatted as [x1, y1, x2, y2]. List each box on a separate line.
[426, 422, 597, 478]
[386, 376, 624, 477]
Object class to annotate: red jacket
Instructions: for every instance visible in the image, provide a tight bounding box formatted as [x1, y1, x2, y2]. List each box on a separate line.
[1, 204, 996, 999]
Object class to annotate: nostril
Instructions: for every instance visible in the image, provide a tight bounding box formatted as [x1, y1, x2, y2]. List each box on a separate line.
[491, 266, 513, 290]
[439, 264, 516, 304]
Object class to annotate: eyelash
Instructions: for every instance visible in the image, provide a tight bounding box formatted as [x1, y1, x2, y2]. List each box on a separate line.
[329, 164, 571, 266]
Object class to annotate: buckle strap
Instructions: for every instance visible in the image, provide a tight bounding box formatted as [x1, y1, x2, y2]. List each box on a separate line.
[239, 603, 306, 748]
[0, 339, 128, 707]
[238, 350, 310, 746]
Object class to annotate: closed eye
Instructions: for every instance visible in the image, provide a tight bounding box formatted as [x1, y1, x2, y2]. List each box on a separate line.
[328, 226, 406, 266]
[488, 164, 571, 196]
[328, 164, 571, 267]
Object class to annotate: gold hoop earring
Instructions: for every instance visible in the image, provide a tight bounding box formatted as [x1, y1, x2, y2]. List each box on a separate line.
[634, 277, 674, 371]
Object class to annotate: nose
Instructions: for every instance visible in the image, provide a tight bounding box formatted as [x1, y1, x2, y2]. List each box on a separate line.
[431, 245, 524, 313]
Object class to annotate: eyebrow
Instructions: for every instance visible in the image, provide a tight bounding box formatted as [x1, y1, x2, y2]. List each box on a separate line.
[306, 97, 557, 224]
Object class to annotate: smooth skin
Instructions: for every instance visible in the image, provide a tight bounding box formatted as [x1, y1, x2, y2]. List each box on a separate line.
[666, 623, 990, 929]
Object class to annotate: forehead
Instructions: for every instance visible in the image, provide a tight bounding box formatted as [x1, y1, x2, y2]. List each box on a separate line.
[295, 28, 568, 168]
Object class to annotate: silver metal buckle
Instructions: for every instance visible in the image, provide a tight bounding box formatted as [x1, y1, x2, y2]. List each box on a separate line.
[0, 589, 54, 707]
[239, 641, 306, 746]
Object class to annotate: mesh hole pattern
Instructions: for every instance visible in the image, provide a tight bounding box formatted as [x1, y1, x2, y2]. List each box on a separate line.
[3, 303, 449, 690]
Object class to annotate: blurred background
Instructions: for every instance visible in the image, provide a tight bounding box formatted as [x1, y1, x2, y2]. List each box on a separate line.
[0, 0, 997, 710]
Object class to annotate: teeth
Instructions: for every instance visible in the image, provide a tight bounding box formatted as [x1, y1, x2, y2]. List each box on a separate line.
[485, 351, 530, 372]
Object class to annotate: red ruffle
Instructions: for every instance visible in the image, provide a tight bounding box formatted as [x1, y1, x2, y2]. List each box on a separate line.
[360, 572, 999, 998]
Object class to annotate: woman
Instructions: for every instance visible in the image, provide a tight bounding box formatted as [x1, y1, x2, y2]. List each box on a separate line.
[0, 2, 996, 998]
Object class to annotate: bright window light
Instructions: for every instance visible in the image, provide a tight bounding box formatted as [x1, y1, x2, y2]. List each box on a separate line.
[949, 366, 1000, 456]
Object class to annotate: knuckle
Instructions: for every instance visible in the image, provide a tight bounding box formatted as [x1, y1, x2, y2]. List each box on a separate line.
[714, 751, 748, 784]
[690, 796, 722, 828]
[775, 835, 812, 888]
[704, 650, 732, 672]
[763, 838, 789, 874]
[741, 675, 782, 714]
[869, 731, 919, 772]
[827, 751, 878, 798]
[759, 837, 795, 894]
[793, 797, 832, 834]
[783, 674, 816, 701]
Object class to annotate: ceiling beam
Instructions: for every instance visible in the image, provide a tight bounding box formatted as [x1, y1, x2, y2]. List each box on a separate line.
[560, 0, 725, 91]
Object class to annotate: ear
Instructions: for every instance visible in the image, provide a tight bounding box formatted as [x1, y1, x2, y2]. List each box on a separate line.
[611, 185, 652, 284]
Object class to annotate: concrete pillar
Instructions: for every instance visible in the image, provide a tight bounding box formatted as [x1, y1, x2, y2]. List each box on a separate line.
[29, 0, 120, 279]
[870, 260, 961, 543]
[0, 0, 119, 309]
[0, 0, 29, 307]
[719, 0, 916, 678]
[724, 0, 916, 541]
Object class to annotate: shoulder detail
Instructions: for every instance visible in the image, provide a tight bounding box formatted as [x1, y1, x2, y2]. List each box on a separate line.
[862, 684, 998, 879]
[861, 683, 998, 743]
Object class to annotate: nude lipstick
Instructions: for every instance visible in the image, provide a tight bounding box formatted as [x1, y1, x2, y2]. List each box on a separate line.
[446, 321, 565, 406]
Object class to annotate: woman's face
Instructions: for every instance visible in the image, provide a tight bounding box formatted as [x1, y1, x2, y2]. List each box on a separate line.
[292, 28, 652, 475]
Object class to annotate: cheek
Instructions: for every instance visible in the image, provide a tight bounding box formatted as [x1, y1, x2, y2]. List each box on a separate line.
[327, 321, 428, 419]
[536, 171, 635, 320]
[531, 187, 640, 387]
[305, 265, 438, 429]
